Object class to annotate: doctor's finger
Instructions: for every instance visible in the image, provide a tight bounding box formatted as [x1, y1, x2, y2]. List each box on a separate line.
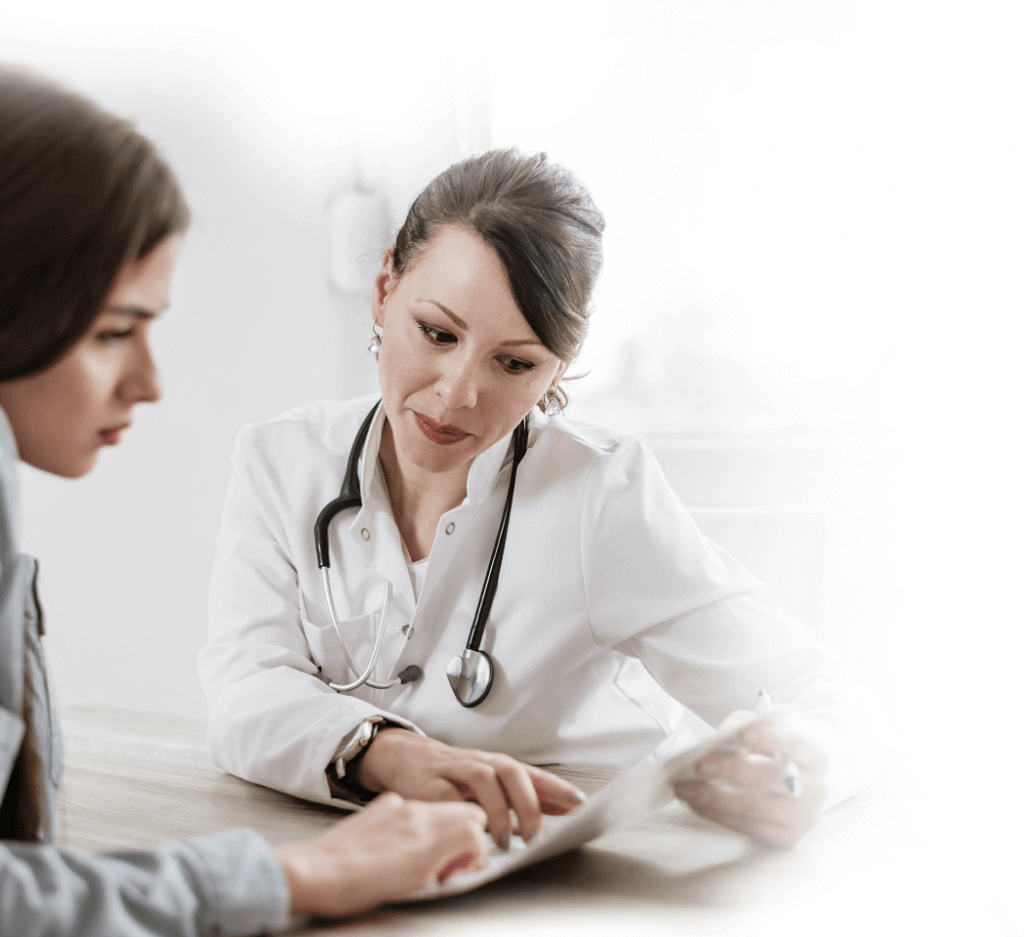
[672, 779, 792, 845]
[739, 724, 827, 773]
[443, 761, 516, 848]
[682, 789, 817, 849]
[524, 764, 588, 815]
[696, 751, 792, 794]
[682, 775, 825, 830]
[490, 761, 543, 843]
[692, 802, 806, 848]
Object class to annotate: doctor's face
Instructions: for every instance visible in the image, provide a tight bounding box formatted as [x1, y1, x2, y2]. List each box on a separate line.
[372, 224, 567, 477]
[0, 236, 177, 478]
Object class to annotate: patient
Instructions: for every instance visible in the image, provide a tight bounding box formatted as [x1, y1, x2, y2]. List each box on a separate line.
[0, 66, 489, 935]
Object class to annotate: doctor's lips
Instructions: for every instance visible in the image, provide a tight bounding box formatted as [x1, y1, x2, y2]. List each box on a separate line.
[98, 423, 130, 445]
[414, 412, 470, 446]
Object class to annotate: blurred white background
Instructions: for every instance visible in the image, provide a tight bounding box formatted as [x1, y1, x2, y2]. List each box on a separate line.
[3, 1, 1021, 921]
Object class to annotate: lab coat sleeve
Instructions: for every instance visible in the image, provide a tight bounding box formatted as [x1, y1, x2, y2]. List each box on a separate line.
[0, 829, 289, 937]
[579, 435, 893, 806]
[199, 433, 419, 807]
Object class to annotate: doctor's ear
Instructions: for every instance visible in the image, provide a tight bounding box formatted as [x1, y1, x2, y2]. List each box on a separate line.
[370, 250, 398, 321]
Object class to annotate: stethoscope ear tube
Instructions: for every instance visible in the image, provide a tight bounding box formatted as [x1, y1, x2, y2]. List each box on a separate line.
[318, 401, 407, 692]
[314, 400, 381, 569]
[464, 417, 529, 655]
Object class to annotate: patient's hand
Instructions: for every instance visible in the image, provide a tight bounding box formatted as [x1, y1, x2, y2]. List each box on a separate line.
[353, 728, 587, 848]
[672, 720, 827, 848]
[276, 792, 489, 918]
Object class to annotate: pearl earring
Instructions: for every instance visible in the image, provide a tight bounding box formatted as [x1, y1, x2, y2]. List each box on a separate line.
[368, 327, 382, 355]
[544, 393, 561, 416]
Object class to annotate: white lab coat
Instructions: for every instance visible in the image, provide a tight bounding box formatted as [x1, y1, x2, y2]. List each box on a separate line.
[200, 395, 887, 809]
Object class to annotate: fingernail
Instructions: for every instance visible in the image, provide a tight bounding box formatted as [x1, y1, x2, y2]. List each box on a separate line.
[571, 789, 587, 804]
[500, 830, 511, 851]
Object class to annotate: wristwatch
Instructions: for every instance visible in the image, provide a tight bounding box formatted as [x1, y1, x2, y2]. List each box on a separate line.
[327, 716, 396, 804]
[335, 717, 384, 776]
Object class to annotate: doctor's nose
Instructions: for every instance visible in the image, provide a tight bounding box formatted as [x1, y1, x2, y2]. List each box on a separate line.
[435, 354, 480, 410]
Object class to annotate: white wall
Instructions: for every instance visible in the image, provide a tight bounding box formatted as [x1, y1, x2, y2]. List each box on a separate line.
[3, 5, 496, 720]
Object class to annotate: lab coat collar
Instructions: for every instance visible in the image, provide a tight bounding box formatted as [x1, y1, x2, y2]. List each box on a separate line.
[353, 402, 549, 509]
[343, 403, 410, 606]
[343, 403, 548, 611]
[355, 400, 389, 499]
[462, 406, 552, 503]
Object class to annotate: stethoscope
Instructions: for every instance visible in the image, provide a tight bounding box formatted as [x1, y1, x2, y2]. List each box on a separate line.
[314, 400, 529, 708]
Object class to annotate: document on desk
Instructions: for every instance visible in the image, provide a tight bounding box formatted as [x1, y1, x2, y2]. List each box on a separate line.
[403, 710, 772, 901]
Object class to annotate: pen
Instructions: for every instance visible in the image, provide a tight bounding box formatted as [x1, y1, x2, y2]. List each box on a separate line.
[755, 689, 802, 798]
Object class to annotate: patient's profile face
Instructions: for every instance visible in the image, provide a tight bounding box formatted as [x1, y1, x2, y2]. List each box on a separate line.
[0, 236, 178, 478]
[372, 224, 566, 478]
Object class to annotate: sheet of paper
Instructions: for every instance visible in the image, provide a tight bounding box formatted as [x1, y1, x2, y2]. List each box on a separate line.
[401, 709, 775, 902]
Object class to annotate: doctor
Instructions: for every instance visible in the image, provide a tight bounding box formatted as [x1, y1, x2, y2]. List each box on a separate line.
[201, 149, 888, 850]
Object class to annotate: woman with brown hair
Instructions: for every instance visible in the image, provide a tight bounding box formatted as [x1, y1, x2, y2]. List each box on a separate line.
[0, 66, 490, 935]
[202, 148, 889, 854]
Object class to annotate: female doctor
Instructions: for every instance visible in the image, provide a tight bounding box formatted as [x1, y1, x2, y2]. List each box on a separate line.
[201, 149, 888, 851]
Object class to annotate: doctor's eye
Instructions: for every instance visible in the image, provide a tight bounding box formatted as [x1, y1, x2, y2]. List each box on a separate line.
[500, 356, 536, 374]
[418, 323, 457, 345]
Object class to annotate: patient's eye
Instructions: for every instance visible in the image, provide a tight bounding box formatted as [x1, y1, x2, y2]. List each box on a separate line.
[98, 329, 133, 347]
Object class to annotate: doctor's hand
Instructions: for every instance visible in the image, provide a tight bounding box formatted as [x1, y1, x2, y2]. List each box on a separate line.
[352, 728, 587, 848]
[672, 720, 828, 848]
[276, 792, 489, 919]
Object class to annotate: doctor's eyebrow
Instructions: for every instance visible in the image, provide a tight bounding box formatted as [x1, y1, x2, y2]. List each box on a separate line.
[101, 304, 167, 320]
[418, 299, 546, 348]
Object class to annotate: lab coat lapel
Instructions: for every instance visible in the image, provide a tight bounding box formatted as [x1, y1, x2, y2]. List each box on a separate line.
[344, 405, 415, 610]
[411, 426, 517, 615]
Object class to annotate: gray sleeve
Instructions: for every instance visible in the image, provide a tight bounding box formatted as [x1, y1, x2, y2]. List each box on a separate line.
[1, 829, 291, 937]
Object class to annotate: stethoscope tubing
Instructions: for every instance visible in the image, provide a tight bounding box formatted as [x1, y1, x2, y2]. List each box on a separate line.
[465, 418, 527, 651]
[314, 400, 528, 703]
[322, 569, 400, 691]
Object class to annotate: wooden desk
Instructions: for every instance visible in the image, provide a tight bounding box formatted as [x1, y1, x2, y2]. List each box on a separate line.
[55, 707, 1011, 937]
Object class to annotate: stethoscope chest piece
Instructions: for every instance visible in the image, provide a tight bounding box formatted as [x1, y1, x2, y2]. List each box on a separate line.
[447, 649, 495, 708]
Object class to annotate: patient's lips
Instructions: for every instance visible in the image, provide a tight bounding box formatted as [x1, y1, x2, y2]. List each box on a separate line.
[414, 412, 470, 446]
[98, 422, 130, 445]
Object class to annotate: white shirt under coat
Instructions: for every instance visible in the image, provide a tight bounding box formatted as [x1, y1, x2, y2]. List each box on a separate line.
[200, 395, 887, 809]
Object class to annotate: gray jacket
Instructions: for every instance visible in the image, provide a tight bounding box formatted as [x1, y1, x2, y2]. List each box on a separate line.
[0, 408, 290, 937]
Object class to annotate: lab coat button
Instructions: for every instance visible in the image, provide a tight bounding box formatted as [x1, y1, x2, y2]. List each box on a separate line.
[360, 528, 370, 541]
[445, 523, 455, 535]
[401, 624, 414, 639]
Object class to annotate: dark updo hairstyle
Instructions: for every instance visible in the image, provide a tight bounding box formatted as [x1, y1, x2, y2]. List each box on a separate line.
[390, 148, 605, 408]
[0, 66, 188, 843]
[0, 66, 190, 382]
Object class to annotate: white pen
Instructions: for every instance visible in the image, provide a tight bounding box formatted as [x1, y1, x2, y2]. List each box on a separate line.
[756, 689, 802, 798]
